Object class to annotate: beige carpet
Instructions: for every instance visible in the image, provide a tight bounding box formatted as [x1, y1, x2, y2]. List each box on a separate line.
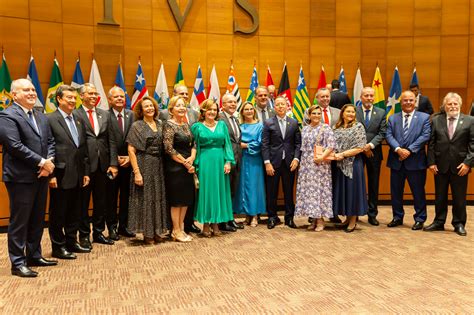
[0, 206, 472, 314]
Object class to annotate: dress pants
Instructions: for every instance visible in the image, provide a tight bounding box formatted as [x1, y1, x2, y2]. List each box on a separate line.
[49, 186, 81, 249]
[390, 164, 427, 222]
[363, 155, 382, 218]
[107, 166, 131, 231]
[266, 160, 295, 222]
[434, 171, 468, 226]
[6, 179, 48, 268]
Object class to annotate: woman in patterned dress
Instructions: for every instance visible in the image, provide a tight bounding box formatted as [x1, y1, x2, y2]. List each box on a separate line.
[295, 105, 336, 231]
[333, 104, 368, 233]
[127, 96, 168, 244]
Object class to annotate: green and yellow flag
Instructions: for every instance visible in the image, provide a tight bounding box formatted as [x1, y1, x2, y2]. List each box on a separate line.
[0, 53, 13, 111]
[293, 66, 310, 124]
[372, 66, 385, 110]
[174, 60, 185, 87]
[45, 58, 63, 113]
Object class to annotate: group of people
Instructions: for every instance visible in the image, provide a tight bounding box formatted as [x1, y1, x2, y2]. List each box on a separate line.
[0, 77, 472, 278]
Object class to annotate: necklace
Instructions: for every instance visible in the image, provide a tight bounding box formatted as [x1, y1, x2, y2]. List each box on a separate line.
[144, 119, 155, 127]
[203, 120, 216, 128]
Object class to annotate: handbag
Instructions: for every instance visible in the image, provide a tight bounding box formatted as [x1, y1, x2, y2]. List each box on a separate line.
[193, 173, 200, 189]
[313, 125, 335, 161]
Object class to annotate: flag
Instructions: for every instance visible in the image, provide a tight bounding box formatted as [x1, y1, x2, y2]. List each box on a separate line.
[226, 64, 242, 110]
[410, 66, 418, 86]
[27, 56, 44, 110]
[71, 58, 85, 108]
[153, 62, 169, 110]
[208, 65, 220, 106]
[45, 58, 64, 113]
[292, 66, 311, 123]
[114, 63, 132, 109]
[131, 61, 148, 109]
[338, 66, 348, 93]
[372, 66, 385, 110]
[386, 66, 402, 121]
[0, 53, 12, 111]
[189, 64, 206, 110]
[174, 60, 185, 87]
[313, 65, 327, 104]
[89, 59, 108, 110]
[352, 66, 364, 107]
[245, 66, 259, 105]
[277, 62, 292, 110]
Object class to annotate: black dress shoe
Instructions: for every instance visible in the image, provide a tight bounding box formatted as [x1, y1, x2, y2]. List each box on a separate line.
[67, 242, 92, 253]
[229, 220, 244, 229]
[118, 227, 136, 237]
[27, 257, 58, 267]
[387, 219, 403, 227]
[108, 228, 120, 241]
[423, 222, 445, 232]
[267, 220, 276, 229]
[219, 223, 237, 232]
[185, 224, 202, 234]
[368, 216, 379, 226]
[12, 265, 38, 278]
[52, 247, 77, 260]
[93, 234, 115, 245]
[412, 221, 424, 230]
[285, 219, 297, 229]
[454, 224, 467, 236]
[330, 216, 342, 224]
[344, 224, 357, 233]
[308, 217, 314, 224]
[79, 236, 93, 250]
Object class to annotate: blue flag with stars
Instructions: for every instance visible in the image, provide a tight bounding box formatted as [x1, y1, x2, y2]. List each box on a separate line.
[338, 66, 347, 93]
[114, 63, 132, 109]
[245, 66, 259, 105]
[131, 61, 148, 109]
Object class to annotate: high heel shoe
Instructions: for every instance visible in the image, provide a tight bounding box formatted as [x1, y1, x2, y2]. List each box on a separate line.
[344, 224, 357, 233]
[250, 217, 258, 227]
[212, 224, 222, 236]
[307, 222, 317, 231]
[172, 231, 192, 242]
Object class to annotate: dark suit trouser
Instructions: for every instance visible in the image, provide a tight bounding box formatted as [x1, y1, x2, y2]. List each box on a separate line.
[390, 165, 427, 222]
[79, 170, 112, 237]
[108, 167, 131, 230]
[363, 155, 382, 218]
[266, 161, 295, 222]
[49, 186, 81, 249]
[6, 179, 48, 268]
[434, 171, 468, 226]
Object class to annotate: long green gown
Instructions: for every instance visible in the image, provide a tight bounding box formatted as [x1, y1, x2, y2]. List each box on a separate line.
[191, 120, 235, 224]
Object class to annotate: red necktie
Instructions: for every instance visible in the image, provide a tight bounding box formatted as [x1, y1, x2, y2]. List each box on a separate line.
[117, 113, 124, 133]
[87, 109, 95, 130]
[323, 108, 329, 125]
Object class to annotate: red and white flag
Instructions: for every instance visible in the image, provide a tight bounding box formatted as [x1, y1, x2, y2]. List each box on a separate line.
[89, 59, 109, 110]
[208, 65, 221, 107]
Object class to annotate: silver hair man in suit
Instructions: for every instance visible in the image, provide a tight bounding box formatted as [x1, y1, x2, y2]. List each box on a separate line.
[255, 86, 275, 123]
[425, 92, 473, 236]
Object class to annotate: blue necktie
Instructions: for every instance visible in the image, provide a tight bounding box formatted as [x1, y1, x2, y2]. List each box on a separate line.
[364, 109, 370, 126]
[66, 115, 79, 147]
[403, 114, 410, 144]
[27, 111, 39, 134]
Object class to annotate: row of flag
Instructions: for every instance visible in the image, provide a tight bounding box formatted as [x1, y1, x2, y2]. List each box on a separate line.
[0, 53, 420, 122]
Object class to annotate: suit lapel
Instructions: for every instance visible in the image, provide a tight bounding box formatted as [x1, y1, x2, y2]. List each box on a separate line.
[96, 109, 105, 134]
[77, 106, 95, 134]
[14, 105, 41, 137]
[56, 111, 77, 146]
[452, 114, 465, 140]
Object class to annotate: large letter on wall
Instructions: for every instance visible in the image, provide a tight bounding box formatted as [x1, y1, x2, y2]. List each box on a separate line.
[168, 0, 193, 31]
[234, 0, 259, 34]
[99, 0, 119, 25]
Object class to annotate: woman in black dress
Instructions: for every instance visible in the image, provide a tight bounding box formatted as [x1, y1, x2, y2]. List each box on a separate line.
[163, 96, 196, 242]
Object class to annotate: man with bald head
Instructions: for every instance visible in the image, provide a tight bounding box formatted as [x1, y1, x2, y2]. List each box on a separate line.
[386, 90, 431, 230]
[0, 79, 56, 277]
[255, 86, 275, 123]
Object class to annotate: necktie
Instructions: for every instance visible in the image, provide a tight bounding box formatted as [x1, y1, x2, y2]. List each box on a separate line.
[231, 116, 239, 138]
[403, 114, 410, 143]
[279, 118, 286, 138]
[365, 109, 371, 126]
[117, 112, 124, 133]
[87, 109, 95, 131]
[323, 108, 329, 125]
[27, 111, 39, 133]
[262, 109, 268, 122]
[66, 115, 79, 147]
[448, 117, 455, 140]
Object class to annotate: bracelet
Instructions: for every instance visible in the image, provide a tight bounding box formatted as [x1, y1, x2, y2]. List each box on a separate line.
[133, 168, 140, 173]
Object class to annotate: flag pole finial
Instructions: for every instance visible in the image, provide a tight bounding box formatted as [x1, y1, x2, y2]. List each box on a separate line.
[91, 52, 94, 60]
[54, 50, 56, 58]
[376, 61, 379, 67]
[357, 61, 360, 68]
[119, 54, 122, 65]
[160, 55, 163, 63]
[413, 61, 416, 68]
[138, 55, 141, 62]
[77, 51, 80, 60]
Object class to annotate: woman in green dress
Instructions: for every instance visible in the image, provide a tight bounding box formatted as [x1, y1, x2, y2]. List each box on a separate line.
[191, 99, 235, 237]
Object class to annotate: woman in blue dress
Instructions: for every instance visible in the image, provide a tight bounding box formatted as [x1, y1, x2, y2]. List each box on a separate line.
[233, 102, 266, 227]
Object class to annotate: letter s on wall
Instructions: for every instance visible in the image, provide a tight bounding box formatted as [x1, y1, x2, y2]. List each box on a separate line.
[234, 0, 259, 34]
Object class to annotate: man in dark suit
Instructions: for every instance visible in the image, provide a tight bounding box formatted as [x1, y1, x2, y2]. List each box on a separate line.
[410, 83, 434, 115]
[158, 84, 201, 234]
[0, 79, 57, 277]
[425, 92, 473, 236]
[107, 86, 135, 239]
[255, 86, 275, 123]
[386, 90, 431, 230]
[329, 79, 351, 109]
[48, 85, 91, 259]
[306, 88, 340, 127]
[74, 83, 118, 248]
[218, 93, 244, 232]
[262, 96, 301, 229]
[356, 87, 387, 226]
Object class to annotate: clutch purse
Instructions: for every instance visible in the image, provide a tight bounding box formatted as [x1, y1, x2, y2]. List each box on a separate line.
[193, 173, 200, 189]
[314, 145, 335, 160]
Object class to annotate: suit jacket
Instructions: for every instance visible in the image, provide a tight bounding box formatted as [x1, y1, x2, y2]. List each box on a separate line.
[428, 113, 474, 174]
[47, 110, 90, 189]
[329, 90, 352, 109]
[73, 106, 118, 173]
[219, 112, 242, 164]
[109, 108, 134, 156]
[256, 106, 275, 123]
[261, 116, 301, 168]
[159, 107, 199, 125]
[303, 106, 340, 127]
[417, 95, 434, 115]
[0, 103, 55, 183]
[356, 106, 387, 161]
[386, 111, 431, 171]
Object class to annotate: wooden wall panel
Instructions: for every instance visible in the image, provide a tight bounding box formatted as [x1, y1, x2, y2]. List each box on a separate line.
[413, 36, 440, 88]
[234, 0, 258, 35]
[152, 0, 177, 31]
[0, 0, 29, 18]
[62, 25, 95, 85]
[387, 0, 414, 37]
[152, 30, 180, 91]
[414, 0, 441, 36]
[441, 0, 469, 35]
[207, 34, 233, 91]
[335, 38, 361, 91]
[258, 36, 285, 89]
[0, 17, 30, 80]
[233, 35, 259, 91]
[468, 35, 474, 104]
[259, 0, 284, 36]
[309, 37, 335, 89]
[93, 26, 123, 91]
[123, 29, 153, 93]
[440, 36, 469, 88]
[361, 0, 387, 37]
[310, 0, 336, 37]
[180, 32, 207, 86]
[285, 0, 310, 37]
[62, 0, 94, 26]
[180, 0, 206, 33]
[361, 38, 387, 87]
[123, 0, 152, 30]
[285, 37, 310, 93]
[386, 37, 413, 87]
[207, 0, 233, 34]
[335, 0, 360, 37]
[29, 0, 62, 22]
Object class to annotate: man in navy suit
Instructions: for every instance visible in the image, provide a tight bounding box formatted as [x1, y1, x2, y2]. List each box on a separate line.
[262, 96, 301, 229]
[0, 79, 57, 277]
[409, 83, 434, 115]
[425, 92, 473, 236]
[386, 90, 431, 230]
